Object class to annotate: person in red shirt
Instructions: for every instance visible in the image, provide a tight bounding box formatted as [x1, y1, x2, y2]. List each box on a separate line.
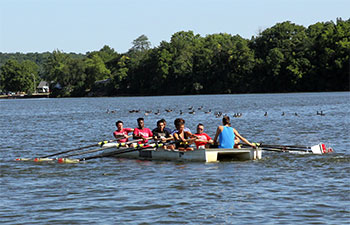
[113, 120, 134, 143]
[194, 123, 213, 149]
[133, 117, 153, 145]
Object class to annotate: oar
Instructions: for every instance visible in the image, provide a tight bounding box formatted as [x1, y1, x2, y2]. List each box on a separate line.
[256, 143, 311, 150]
[40, 136, 131, 158]
[58, 141, 163, 163]
[59, 137, 150, 158]
[80, 142, 162, 161]
[243, 143, 333, 155]
[15, 136, 131, 162]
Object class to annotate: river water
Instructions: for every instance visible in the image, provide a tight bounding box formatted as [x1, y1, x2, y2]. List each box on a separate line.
[1, 92, 349, 224]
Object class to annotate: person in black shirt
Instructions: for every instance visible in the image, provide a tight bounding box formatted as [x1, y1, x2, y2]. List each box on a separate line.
[152, 119, 174, 150]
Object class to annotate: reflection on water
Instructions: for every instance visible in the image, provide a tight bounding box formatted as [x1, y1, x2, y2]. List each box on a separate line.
[1, 92, 349, 224]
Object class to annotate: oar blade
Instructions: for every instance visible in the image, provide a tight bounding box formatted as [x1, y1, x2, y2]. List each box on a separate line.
[34, 158, 55, 162]
[15, 158, 33, 161]
[311, 143, 334, 155]
[57, 158, 80, 164]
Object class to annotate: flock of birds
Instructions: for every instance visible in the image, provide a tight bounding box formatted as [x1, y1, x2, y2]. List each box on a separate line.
[106, 107, 327, 118]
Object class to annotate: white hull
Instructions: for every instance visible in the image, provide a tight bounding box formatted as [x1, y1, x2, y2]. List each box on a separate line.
[101, 143, 262, 162]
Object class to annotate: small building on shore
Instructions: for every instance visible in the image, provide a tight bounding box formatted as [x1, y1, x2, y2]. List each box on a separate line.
[37, 81, 50, 93]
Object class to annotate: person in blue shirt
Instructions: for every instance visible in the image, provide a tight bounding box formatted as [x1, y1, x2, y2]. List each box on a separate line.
[213, 115, 256, 149]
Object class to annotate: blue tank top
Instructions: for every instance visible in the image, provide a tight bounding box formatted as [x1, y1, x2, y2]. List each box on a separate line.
[219, 126, 235, 148]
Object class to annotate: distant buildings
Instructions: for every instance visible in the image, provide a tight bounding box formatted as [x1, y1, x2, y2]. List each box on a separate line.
[37, 81, 49, 93]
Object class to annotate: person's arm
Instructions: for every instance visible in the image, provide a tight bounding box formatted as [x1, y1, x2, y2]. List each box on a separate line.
[173, 132, 180, 141]
[146, 128, 153, 141]
[133, 129, 142, 140]
[233, 128, 256, 148]
[213, 126, 223, 144]
[126, 128, 134, 133]
[162, 131, 174, 142]
[186, 131, 197, 139]
[205, 133, 214, 144]
[113, 131, 126, 139]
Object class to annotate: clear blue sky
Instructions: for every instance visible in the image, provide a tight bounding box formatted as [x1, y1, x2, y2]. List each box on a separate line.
[0, 0, 348, 54]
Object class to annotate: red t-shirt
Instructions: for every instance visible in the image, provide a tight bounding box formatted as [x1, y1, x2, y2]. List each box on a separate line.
[113, 128, 133, 143]
[195, 133, 212, 148]
[133, 127, 153, 144]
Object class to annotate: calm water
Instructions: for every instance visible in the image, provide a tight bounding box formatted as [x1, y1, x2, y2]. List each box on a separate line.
[1, 92, 349, 224]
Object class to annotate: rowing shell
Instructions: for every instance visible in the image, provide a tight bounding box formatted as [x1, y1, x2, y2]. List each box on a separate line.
[99, 143, 262, 162]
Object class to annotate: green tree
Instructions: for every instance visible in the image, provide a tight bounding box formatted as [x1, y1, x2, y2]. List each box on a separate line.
[84, 54, 111, 91]
[129, 34, 151, 53]
[303, 18, 350, 91]
[0, 59, 39, 93]
[251, 21, 309, 92]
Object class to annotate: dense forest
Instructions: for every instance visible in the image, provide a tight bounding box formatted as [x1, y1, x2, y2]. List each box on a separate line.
[0, 19, 349, 97]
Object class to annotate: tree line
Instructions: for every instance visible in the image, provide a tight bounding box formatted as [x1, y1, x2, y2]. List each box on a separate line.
[0, 19, 349, 97]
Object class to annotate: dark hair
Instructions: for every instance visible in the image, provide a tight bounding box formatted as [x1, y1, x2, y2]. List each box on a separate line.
[160, 118, 166, 123]
[222, 116, 231, 126]
[137, 117, 144, 123]
[197, 123, 204, 128]
[174, 118, 185, 127]
[157, 120, 164, 126]
[115, 120, 123, 126]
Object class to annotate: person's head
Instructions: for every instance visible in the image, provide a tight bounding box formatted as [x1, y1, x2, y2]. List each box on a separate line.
[157, 120, 165, 131]
[116, 120, 124, 130]
[178, 121, 185, 132]
[197, 123, 204, 134]
[160, 118, 167, 127]
[137, 117, 144, 128]
[174, 118, 185, 130]
[222, 116, 231, 126]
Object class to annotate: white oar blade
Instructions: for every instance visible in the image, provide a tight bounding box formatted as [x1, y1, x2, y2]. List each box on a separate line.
[311, 143, 334, 155]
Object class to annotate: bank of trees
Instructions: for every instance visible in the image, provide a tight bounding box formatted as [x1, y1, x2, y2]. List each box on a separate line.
[0, 19, 349, 96]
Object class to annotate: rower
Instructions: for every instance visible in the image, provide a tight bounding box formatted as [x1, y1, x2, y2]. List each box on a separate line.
[213, 116, 256, 149]
[152, 120, 174, 150]
[133, 118, 153, 147]
[194, 123, 213, 149]
[173, 120, 196, 151]
[113, 120, 134, 143]
[171, 118, 191, 134]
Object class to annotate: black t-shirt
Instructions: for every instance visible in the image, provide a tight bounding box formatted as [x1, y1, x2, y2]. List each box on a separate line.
[152, 128, 171, 139]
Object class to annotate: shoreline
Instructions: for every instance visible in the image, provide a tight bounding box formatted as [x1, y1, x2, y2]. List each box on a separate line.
[0, 93, 49, 99]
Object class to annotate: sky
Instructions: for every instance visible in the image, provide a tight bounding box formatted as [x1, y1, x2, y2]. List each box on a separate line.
[0, 0, 349, 54]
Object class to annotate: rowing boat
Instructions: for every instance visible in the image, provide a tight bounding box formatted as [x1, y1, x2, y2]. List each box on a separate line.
[98, 143, 262, 162]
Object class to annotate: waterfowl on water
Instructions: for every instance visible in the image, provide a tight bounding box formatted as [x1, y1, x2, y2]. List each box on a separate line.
[215, 112, 222, 118]
[204, 109, 212, 114]
[317, 111, 325, 116]
[233, 113, 242, 118]
[106, 109, 116, 113]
